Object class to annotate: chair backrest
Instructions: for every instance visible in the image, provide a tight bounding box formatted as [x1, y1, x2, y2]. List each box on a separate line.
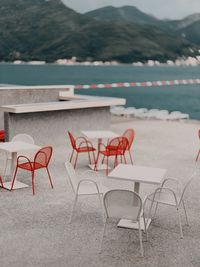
[103, 189, 142, 221]
[122, 129, 135, 149]
[12, 134, 34, 144]
[34, 146, 52, 168]
[68, 131, 76, 149]
[107, 137, 128, 154]
[65, 161, 78, 193]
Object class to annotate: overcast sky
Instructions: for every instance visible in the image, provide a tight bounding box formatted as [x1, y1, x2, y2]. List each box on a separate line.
[62, 0, 200, 19]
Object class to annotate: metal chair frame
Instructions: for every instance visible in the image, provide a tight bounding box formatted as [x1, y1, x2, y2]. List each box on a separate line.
[68, 131, 96, 169]
[95, 137, 128, 175]
[195, 129, 200, 161]
[122, 128, 135, 164]
[3, 133, 35, 177]
[100, 189, 146, 257]
[11, 146, 53, 195]
[145, 172, 196, 238]
[65, 161, 107, 223]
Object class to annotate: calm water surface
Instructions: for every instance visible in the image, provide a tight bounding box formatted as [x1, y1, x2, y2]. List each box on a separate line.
[0, 63, 200, 119]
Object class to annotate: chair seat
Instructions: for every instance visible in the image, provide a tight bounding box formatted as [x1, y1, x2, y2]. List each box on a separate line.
[77, 184, 107, 195]
[99, 149, 119, 156]
[77, 146, 96, 153]
[18, 162, 46, 171]
[147, 191, 180, 206]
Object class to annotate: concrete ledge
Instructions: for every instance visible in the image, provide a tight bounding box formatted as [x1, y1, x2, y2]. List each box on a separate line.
[0, 96, 126, 113]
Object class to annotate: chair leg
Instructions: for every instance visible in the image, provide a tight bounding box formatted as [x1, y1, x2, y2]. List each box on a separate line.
[92, 151, 96, 165]
[96, 191, 104, 222]
[69, 193, 78, 223]
[177, 208, 183, 238]
[182, 200, 189, 225]
[106, 156, 109, 176]
[69, 149, 74, 163]
[138, 220, 144, 257]
[31, 171, 35, 195]
[46, 167, 53, 189]
[143, 216, 148, 241]
[152, 202, 159, 219]
[123, 154, 127, 164]
[128, 150, 133, 164]
[95, 152, 100, 171]
[87, 151, 92, 164]
[10, 166, 18, 191]
[101, 155, 105, 164]
[99, 218, 107, 253]
[74, 152, 79, 169]
[195, 149, 200, 161]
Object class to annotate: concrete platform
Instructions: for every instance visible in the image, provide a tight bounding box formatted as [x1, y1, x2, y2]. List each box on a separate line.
[0, 118, 200, 267]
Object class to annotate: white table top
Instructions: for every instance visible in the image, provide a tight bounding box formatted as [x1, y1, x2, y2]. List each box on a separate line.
[81, 130, 118, 139]
[108, 164, 166, 185]
[0, 141, 40, 153]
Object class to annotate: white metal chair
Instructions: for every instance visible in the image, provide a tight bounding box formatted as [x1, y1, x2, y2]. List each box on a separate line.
[100, 189, 146, 257]
[65, 161, 108, 223]
[4, 133, 35, 176]
[145, 172, 196, 238]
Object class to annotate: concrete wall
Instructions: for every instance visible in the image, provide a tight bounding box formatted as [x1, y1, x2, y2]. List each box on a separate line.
[4, 107, 111, 149]
[0, 88, 70, 129]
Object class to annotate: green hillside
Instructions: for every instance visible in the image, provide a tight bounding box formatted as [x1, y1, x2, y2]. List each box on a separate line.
[85, 5, 161, 26]
[0, 0, 198, 63]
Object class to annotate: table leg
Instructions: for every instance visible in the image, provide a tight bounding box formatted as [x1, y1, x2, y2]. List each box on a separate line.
[3, 152, 29, 190]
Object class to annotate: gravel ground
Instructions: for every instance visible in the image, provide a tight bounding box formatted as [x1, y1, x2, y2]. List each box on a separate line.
[0, 118, 200, 267]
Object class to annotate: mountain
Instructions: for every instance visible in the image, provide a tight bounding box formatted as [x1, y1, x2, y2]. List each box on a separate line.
[176, 20, 200, 45]
[0, 1, 198, 63]
[168, 14, 200, 45]
[85, 6, 161, 26]
[0, 0, 92, 61]
[169, 13, 200, 30]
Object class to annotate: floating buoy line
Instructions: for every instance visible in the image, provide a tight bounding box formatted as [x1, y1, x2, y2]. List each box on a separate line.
[74, 78, 200, 89]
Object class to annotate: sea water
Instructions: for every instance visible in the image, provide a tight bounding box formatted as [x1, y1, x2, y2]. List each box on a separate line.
[0, 63, 200, 119]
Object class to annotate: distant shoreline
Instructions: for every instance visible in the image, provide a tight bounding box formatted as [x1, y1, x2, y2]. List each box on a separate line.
[0, 62, 200, 68]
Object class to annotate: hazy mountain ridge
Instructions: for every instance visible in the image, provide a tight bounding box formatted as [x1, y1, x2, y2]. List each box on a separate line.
[0, 0, 199, 63]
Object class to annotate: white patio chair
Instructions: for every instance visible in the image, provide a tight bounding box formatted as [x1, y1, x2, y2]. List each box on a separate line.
[65, 161, 108, 223]
[145, 172, 196, 238]
[100, 189, 147, 257]
[4, 133, 35, 177]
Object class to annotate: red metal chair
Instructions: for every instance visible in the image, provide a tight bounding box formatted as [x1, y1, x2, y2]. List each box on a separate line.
[68, 131, 96, 169]
[95, 137, 128, 175]
[0, 130, 5, 142]
[122, 128, 135, 164]
[195, 129, 200, 161]
[11, 146, 53, 195]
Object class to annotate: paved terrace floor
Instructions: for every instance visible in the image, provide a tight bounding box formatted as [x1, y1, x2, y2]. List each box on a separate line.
[0, 118, 200, 267]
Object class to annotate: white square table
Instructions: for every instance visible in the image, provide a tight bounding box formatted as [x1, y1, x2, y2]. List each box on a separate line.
[108, 164, 167, 230]
[81, 130, 119, 170]
[0, 141, 40, 190]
